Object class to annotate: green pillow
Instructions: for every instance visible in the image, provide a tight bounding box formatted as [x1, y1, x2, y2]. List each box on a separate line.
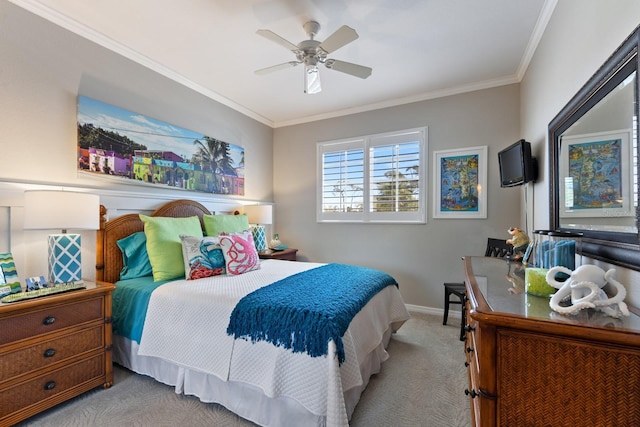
[140, 215, 203, 281]
[203, 214, 249, 236]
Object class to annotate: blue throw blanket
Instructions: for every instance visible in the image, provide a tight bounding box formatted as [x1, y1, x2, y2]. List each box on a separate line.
[227, 263, 398, 364]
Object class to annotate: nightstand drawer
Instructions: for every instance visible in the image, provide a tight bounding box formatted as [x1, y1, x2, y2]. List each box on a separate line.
[0, 353, 104, 419]
[0, 297, 103, 344]
[0, 325, 103, 382]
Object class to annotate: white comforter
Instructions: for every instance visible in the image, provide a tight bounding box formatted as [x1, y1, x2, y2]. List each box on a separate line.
[135, 260, 409, 426]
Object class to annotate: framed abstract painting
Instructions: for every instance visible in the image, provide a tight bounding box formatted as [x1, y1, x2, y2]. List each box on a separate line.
[433, 146, 487, 219]
[559, 129, 633, 219]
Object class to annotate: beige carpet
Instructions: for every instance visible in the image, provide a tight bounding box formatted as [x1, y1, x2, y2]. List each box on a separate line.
[16, 312, 470, 426]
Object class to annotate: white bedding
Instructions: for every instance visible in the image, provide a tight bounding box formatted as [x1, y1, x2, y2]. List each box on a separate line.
[114, 259, 410, 426]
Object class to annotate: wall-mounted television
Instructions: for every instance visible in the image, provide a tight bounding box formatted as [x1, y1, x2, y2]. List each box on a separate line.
[498, 139, 538, 187]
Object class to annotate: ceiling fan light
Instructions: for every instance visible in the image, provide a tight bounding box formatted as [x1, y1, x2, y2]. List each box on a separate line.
[304, 64, 321, 94]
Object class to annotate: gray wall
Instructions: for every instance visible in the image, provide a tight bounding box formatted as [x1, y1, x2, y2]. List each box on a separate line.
[521, 0, 640, 306]
[0, 2, 273, 281]
[0, 1, 273, 201]
[4, 0, 640, 312]
[273, 84, 523, 309]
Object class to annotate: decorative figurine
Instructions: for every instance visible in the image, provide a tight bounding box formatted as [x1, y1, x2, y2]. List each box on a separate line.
[546, 264, 629, 318]
[506, 227, 530, 259]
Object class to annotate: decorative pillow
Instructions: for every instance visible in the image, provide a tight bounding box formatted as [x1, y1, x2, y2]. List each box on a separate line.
[203, 214, 249, 237]
[140, 214, 203, 281]
[219, 230, 261, 276]
[116, 232, 153, 280]
[180, 235, 226, 280]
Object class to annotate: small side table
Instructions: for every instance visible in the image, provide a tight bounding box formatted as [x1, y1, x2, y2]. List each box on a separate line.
[0, 281, 115, 426]
[259, 248, 298, 261]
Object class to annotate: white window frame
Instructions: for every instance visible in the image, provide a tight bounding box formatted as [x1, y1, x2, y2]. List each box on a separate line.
[317, 127, 427, 223]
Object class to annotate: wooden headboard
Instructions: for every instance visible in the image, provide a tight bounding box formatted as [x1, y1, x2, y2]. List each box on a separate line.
[96, 199, 211, 283]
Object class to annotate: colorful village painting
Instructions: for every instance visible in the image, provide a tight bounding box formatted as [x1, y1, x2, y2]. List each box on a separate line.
[439, 154, 479, 212]
[77, 96, 244, 195]
[567, 138, 622, 209]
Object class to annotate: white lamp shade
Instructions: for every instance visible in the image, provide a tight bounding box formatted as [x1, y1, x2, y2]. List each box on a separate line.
[24, 190, 100, 231]
[244, 204, 273, 225]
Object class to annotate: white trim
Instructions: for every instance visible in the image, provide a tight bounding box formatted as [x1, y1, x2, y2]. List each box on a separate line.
[9, 0, 273, 128]
[516, 0, 558, 81]
[405, 303, 461, 320]
[317, 127, 427, 224]
[9, 0, 558, 130]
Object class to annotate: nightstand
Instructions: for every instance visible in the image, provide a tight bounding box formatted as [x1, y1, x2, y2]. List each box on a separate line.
[259, 248, 298, 261]
[0, 281, 115, 426]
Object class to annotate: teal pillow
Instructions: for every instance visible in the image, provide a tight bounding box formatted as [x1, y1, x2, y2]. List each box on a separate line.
[140, 215, 203, 281]
[116, 232, 153, 280]
[203, 214, 249, 236]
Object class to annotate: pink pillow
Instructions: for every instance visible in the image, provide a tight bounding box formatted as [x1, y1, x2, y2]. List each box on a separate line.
[219, 231, 260, 275]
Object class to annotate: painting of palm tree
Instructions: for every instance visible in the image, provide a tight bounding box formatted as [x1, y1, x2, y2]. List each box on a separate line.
[193, 137, 238, 194]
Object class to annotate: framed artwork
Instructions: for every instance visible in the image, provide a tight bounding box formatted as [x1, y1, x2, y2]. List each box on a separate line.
[0, 253, 22, 294]
[559, 130, 633, 218]
[77, 96, 245, 195]
[433, 146, 487, 219]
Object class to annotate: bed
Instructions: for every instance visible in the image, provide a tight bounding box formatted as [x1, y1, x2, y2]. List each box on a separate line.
[96, 199, 410, 426]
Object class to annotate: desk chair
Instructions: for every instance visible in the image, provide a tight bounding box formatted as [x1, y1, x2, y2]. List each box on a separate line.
[443, 238, 513, 341]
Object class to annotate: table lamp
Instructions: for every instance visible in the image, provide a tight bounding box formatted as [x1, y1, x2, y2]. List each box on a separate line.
[244, 204, 272, 253]
[24, 190, 100, 284]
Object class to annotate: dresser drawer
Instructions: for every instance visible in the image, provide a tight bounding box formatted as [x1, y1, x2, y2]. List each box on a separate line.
[0, 353, 104, 419]
[0, 326, 103, 382]
[0, 297, 103, 344]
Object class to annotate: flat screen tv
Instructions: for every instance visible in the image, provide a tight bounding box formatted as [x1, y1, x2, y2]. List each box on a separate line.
[498, 139, 537, 187]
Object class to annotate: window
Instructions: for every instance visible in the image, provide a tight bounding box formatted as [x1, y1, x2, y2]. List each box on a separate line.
[317, 127, 427, 223]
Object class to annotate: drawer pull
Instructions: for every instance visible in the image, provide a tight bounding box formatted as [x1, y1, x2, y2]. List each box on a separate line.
[464, 361, 469, 367]
[44, 381, 56, 391]
[464, 324, 475, 333]
[43, 316, 56, 325]
[466, 346, 474, 353]
[465, 388, 479, 398]
[43, 348, 56, 358]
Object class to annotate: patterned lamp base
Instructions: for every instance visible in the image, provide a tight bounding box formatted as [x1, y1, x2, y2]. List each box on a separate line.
[251, 225, 267, 252]
[48, 234, 82, 284]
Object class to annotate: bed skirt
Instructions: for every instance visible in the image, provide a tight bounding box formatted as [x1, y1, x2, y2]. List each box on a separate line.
[112, 285, 408, 427]
[113, 325, 396, 426]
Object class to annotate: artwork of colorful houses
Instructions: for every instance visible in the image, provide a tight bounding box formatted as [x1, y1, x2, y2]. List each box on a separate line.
[77, 96, 245, 196]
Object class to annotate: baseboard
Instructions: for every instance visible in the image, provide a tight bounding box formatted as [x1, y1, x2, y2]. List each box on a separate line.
[405, 303, 462, 319]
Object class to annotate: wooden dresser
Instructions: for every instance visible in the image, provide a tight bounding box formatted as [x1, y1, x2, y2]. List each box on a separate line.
[463, 256, 640, 427]
[0, 281, 115, 426]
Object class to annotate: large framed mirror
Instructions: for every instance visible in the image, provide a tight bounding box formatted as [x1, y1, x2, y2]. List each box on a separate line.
[549, 25, 640, 270]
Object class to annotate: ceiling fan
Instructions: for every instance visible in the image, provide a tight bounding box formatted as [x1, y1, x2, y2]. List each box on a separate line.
[255, 21, 372, 94]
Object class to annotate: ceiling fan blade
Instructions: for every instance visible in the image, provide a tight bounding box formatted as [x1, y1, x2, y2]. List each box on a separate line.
[325, 59, 372, 79]
[255, 61, 300, 75]
[318, 25, 359, 54]
[256, 29, 299, 52]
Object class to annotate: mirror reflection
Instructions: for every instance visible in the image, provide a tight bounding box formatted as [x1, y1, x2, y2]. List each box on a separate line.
[549, 26, 640, 270]
[558, 69, 638, 234]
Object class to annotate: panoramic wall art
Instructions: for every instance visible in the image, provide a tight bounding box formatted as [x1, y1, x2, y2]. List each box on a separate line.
[77, 96, 245, 195]
[433, 146, 487, 219]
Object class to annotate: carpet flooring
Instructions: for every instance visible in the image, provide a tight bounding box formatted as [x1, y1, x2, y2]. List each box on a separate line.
[16, 312, 470, 426]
